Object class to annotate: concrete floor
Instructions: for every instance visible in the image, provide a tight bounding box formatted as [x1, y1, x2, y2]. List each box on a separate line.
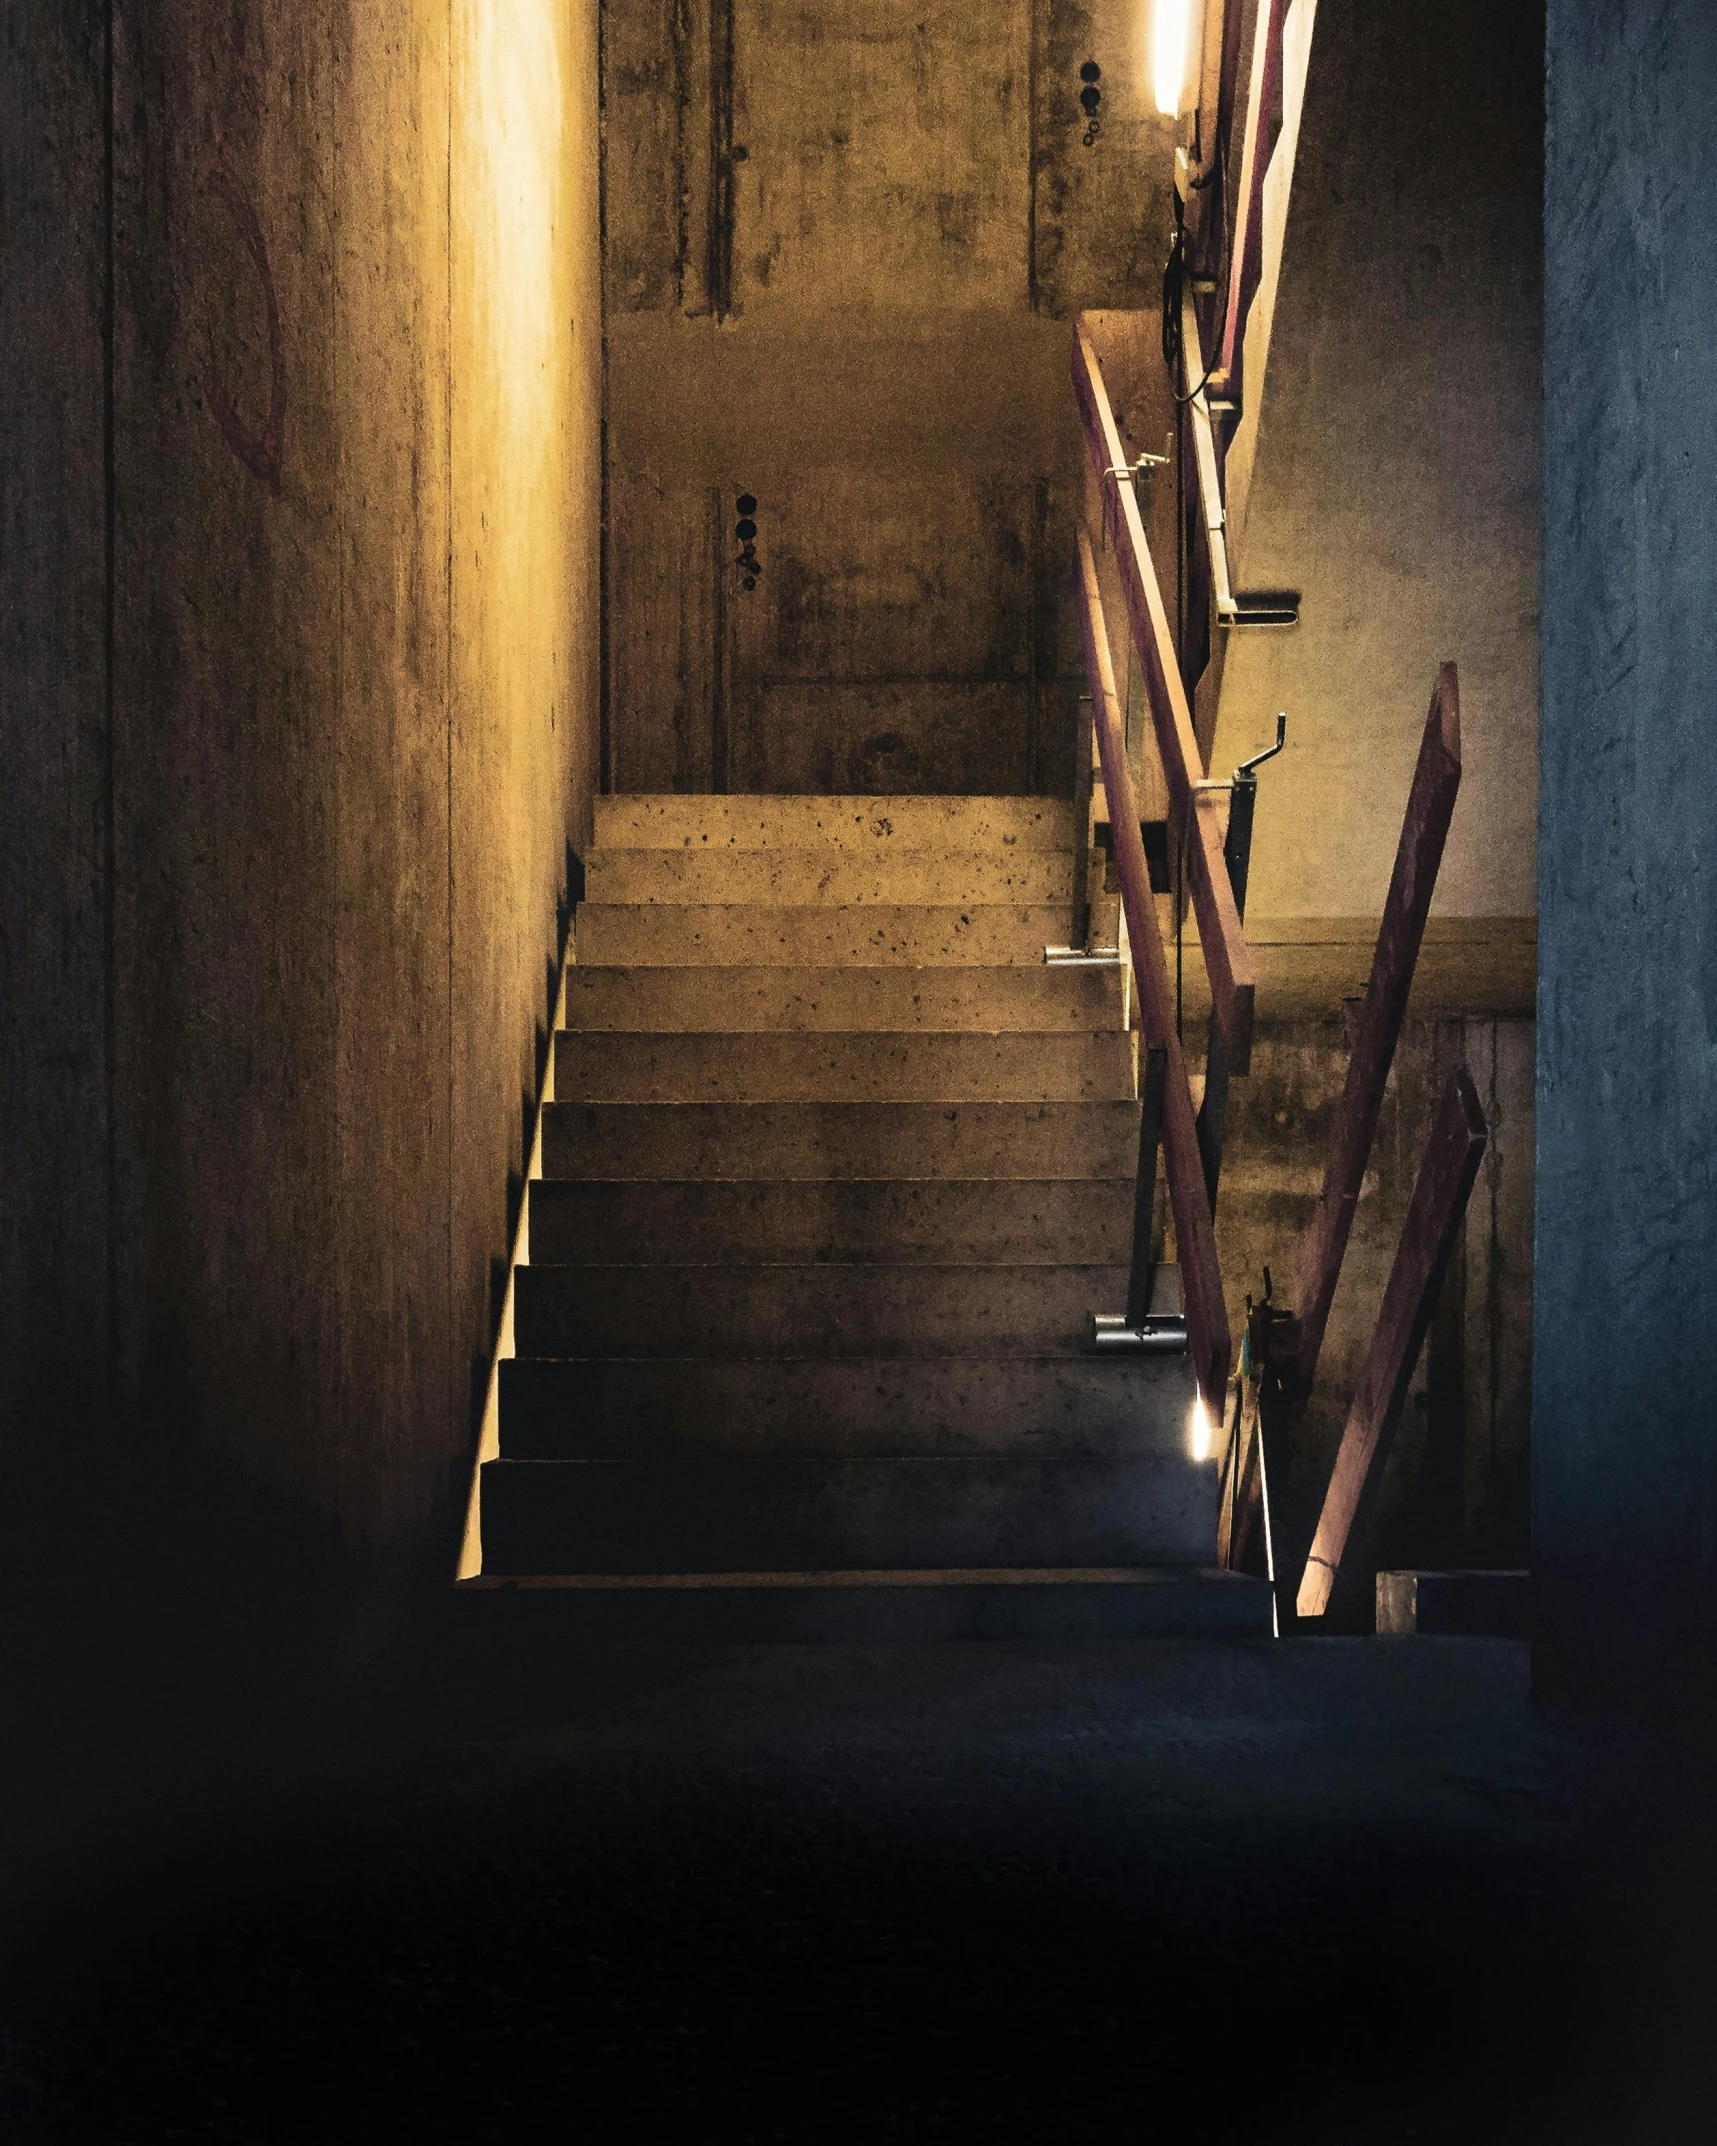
[0, 1637, 1708, 2143]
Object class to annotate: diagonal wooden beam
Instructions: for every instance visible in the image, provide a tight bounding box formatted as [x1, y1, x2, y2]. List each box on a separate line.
[1290, 665, 1463, 1405]
[1077, 527, 1232, 1402]
[1072, 319, 1257, 1074]
[1217, 0, 1290, 393]
[1296, 1065, 1489, 1620]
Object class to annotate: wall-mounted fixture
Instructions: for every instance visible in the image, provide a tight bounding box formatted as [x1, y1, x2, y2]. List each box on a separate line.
[735, 492, 760, 590]
[1079, 60, 1102, 148]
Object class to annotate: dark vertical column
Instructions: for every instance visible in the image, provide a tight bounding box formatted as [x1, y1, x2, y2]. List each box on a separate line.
[0, 4, 113, 1469]
[1538, 0, 1717, 1713]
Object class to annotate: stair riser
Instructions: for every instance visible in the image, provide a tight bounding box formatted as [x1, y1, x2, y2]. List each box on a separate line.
[551, 1031, 1136, 1104]
[541, 1102, 1143, 1181]
[585, 851, 1077, 905]
[575, 905, 1068, 967]
[514, 1264, 1131, 1358]
[594, 795, 1075, 852]
[561, 965, 1126, 1034]
[526, 1179, 1136, 1266]
[498, 1351, 1193, 1458]
[480, 1457, 1218, 1573]
[457, 1574, 1274, 1642]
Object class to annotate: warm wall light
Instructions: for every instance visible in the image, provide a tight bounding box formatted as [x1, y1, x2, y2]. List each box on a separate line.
[1151, 0, 1203, 118]
[1187, 1388, 1215, 1463]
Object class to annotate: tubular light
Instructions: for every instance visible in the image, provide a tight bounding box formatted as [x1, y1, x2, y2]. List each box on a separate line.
[1187, 1388, 1214, 1463]
[1151, 0, 1200, 118]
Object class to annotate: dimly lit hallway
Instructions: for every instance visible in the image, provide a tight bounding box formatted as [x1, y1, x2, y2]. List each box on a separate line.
[5, 1636, 1711, 2144]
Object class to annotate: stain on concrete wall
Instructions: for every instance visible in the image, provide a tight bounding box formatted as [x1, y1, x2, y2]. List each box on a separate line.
[1, 3, 601, 1577]
[602, 0, 1175, 791]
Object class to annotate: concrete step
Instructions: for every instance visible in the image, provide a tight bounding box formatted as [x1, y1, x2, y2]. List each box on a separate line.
[497, 1346, 1190, 1458]
[550, 1030, 1137, 1104]
[559, 964, 1126, 1034]
[541, 1100, 1143, 1181]
[525, 1178, 1136, 1265]
[457, 1566, 1273, 1642]
[478, 1454, 1219, 1574]
[513, 1262, 1131, 1358]
[594, 794, 1075, 852]
[584, 849, 1077, 906]
[574, 904, 1068, 967]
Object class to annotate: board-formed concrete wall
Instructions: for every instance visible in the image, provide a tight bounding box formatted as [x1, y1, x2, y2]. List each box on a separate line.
[601, 0, 1181, 795]
[1538, 1, 1717, 1711]
[1, 2, 600, 1631]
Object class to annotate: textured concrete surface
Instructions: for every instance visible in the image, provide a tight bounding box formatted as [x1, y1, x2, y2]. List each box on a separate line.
[1, 2, 600, 1603]
[1213, 0, 1544, 923]
[602, 1, 1178, 793]
[2, 1639, 1706, 2142]
[1537, 3, 1717, 1707]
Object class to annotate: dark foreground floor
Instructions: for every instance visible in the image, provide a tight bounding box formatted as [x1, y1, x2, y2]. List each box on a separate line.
[1, 1636, 1710, 2143]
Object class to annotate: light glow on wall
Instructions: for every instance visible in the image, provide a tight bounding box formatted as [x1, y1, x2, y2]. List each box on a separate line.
[1187, 1388, 1215, 1463]
[1151, 0, 1202, 118]
[472, 0, 565, 446]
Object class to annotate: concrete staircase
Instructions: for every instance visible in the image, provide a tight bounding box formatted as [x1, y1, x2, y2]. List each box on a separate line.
[468, 797, 1271, 1639]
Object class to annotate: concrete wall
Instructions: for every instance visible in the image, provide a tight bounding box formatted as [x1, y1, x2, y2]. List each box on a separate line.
[1, 1, 600, 1642]
[602, 0, 1179, 793]
[1212, 0, 1543, 926]
[1537, 2, 1717, 1712]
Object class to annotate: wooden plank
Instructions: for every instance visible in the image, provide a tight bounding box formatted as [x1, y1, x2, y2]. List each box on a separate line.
[1217, 0, 1290, 392]
[1071, 320, 1257, 1074]
[1290, 666, 1463, 1401]
[1296, 1066, 1489, 1619]
[1076, 528, 1231, 1401]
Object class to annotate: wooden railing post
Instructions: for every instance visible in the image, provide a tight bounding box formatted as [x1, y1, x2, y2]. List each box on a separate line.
[1289, 666, 1462, 1414]
[1296, 1067, 1489, 1619]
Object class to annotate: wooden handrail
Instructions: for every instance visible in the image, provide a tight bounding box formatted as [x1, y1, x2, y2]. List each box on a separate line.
[1071, 319, 1257, 1074]
[1076, 527, 1232, 1404]
[1216, 0, 1291, 395]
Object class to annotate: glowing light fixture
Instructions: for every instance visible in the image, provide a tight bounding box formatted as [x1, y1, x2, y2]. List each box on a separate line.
[1151, 0, 1201, 118]
[1187, 1388, 1215, 1463]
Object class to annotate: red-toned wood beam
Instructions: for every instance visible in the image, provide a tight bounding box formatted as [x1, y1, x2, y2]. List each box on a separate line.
[1071, 320, 1257, 1074]
[1216, 0, 1289, 394]
[1295, 1066, 1489, 1619]
[1290, 665, 1463, 1405]
[1077, 527, 1232, 1403]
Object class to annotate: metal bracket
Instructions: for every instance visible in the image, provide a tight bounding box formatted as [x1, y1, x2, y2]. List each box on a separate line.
[1220, 592, 1300, 630]
[1045, 946, 1121, 966]
[1088, 1312, 1189, 1355]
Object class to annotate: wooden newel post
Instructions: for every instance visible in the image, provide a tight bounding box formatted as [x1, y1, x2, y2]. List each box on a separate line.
[1295, 1065, 1489, 1620]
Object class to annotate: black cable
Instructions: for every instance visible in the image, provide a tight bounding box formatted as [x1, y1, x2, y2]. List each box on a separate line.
[1163, 195, 1219, 407]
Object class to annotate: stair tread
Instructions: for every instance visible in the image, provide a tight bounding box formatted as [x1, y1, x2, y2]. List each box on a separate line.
[461, 1565, 1252, 1590]
[593, 796, 1076, 852]
[559, 966, 1125, 1033]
